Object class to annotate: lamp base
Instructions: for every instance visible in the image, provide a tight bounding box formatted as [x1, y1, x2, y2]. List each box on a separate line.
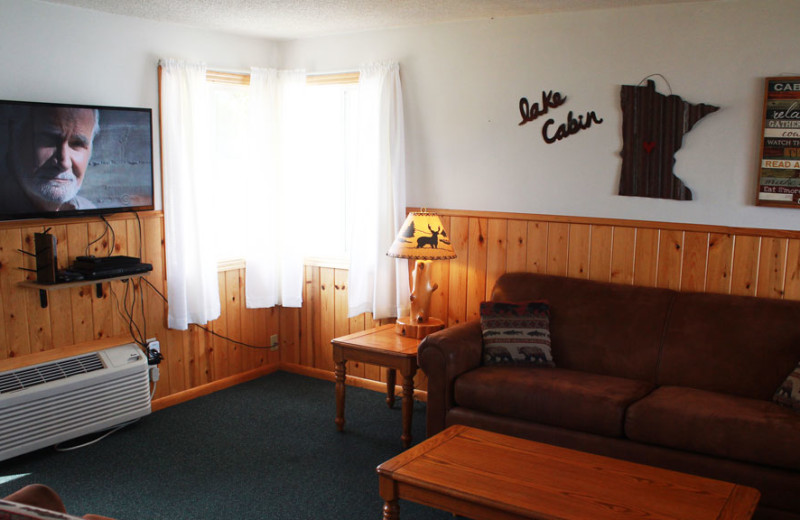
[395, 316, 445, 339]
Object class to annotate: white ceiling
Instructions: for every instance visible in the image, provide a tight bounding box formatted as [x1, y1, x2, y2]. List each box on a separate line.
[39, 0, 718, 40]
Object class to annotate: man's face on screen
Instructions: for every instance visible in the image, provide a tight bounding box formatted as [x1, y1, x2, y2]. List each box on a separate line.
[12, 107, 96, 211]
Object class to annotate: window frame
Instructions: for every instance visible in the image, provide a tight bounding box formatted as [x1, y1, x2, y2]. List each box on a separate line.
[205, 69, 360, 271]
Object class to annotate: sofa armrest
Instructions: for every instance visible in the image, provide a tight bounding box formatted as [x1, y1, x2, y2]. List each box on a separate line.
[418, 320, 483, 437]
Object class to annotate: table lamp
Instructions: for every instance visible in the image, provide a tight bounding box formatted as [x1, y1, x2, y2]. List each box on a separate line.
[387, 211, 456, 338]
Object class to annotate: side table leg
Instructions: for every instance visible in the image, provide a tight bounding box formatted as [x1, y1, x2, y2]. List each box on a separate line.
[335, 359, 346, 431]
[401, 373, 414, 449]
[386, 369, 396, 408]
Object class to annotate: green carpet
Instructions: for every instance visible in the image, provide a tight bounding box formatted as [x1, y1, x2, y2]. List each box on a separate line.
[0, 372, 453, 519]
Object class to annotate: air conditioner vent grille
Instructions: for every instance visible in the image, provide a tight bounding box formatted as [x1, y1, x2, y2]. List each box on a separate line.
[0, 353, 105, 395]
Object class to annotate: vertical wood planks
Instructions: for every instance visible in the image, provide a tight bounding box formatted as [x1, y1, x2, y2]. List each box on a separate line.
[680, 232, 709, 293]
[22, 227, 52, 353]
[546, 223, 569, 276]
[706, 233, 733, 295]
[49, 225, 74, 348]
[731, 236, 761, 296]
[66, 224, 94, 343]
[757, 237, 787, 299]
[430, 216, 450, 323]
[5, 210, 800, 406]
[506, 220, 528, 273]
[526, 221, 548, 273]
[0, 228, 29, 359]
[656, 230, 683, 290]
[485, 219, 507, 301]
[318, 267, 335, 372]
[567, 224, 590, 279]
[301, 265, 318, 367]
[633, 228, 660, 287]
[447, 216, 470, 326]
[224, 270, 243, 376]
[465, 218, 488, 322]
[588, 225, 613, 283]
[610, 227, 635, 285]
[785, 239, 800, 300]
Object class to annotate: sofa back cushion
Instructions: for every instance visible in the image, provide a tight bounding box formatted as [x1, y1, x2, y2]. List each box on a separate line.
[491, 273, 673, 382]
[658, 291, 800, 400]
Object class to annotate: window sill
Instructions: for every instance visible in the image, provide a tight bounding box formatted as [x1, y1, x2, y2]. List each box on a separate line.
[216, 256, 350, 272]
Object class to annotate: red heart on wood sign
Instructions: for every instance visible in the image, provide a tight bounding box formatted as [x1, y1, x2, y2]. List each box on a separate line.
[643, 141, 656, 153]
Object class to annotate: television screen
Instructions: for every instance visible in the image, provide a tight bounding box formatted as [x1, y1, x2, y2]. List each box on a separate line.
[0, 99, 155, 221]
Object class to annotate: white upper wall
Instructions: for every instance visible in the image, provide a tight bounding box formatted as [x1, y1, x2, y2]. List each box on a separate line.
[0, 0, 280, 209]
[282, 0, 800, 231]
[3, 0, 798, 231]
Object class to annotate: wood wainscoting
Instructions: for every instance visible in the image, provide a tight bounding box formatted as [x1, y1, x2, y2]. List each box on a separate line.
[0, 212, 280, 407]
[289, 207, 800, 394]
[3, 208, 800, 409]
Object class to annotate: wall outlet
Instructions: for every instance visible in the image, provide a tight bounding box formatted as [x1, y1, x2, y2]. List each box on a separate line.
[270, 334, 279, 351]
[146, 338, 163, 365]
[147, 338, 160, 354]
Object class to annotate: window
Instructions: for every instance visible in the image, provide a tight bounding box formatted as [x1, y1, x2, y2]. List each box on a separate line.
[205, 71, 359, 266]
[207, 75, 250, 262]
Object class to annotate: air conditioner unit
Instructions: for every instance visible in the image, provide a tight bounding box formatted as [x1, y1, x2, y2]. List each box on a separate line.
[0, 343, 151, 462]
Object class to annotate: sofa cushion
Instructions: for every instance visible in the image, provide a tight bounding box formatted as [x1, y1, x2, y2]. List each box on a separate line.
[658, 291, 800, 400]
[774, 362, 800, 412]
[490, 273, 673, 382]
[625, 386, 800, 471]
[454, 366, 655, 438]
[479, 301, 554, 367]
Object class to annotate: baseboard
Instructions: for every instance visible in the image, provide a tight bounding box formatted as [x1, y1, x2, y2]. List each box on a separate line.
[279, 362, 428, 402]
[151, 364, 280, 412]
[151, 362, 427, 412]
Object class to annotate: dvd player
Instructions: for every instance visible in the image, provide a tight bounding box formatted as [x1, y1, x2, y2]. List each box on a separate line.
[73, 255, 142, 270]
[71, 256, 153, 280]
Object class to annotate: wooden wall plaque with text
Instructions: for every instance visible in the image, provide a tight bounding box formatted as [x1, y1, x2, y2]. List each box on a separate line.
[756, 76, 800, 208]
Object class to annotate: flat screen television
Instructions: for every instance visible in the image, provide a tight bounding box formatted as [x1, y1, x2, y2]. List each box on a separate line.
[0, 99, 155, 221]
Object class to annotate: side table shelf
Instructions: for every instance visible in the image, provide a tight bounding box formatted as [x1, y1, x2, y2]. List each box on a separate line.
[18, 274, 149, 308]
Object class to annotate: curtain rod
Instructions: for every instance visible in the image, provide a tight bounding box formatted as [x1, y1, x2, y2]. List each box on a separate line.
[208, 65, 358, 76]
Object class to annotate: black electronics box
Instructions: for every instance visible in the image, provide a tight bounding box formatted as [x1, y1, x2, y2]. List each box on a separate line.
[71, 255, 152, 280]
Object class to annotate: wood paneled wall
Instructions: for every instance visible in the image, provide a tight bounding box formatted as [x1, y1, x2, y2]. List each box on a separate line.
[4, 208, 800, 407]
[0, 213, 280, 407]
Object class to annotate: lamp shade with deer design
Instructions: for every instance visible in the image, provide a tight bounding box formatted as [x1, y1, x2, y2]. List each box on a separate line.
[387, 211, 456, 338]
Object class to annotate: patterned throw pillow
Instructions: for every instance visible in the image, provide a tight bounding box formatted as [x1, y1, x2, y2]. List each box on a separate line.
[479, 301, 554, 367]
[773, 362, 800, 412]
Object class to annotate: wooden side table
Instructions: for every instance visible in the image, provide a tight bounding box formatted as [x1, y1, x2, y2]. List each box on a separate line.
[331, 324, 421, 448]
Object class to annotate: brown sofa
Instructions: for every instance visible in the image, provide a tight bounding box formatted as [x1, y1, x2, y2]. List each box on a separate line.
[418, 272, 800, 520]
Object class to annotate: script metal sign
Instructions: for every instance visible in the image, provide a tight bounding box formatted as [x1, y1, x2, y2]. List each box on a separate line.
[756, 76, 800, 208]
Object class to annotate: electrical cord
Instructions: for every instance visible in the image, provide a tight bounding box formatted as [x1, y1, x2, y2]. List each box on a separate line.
[54, 212, 156, 455]
[132, 210, 143, 259]
[100, 215, 116, 257]
[110, 278, 147, 349]
[85, 217, 110, 256]
[53, 419, 140, 452]
[139, 276, 273, 350]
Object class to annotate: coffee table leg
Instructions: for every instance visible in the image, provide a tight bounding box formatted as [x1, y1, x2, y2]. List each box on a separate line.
[401, 373, 414, 449]
[386, 369, 396, 408]
[379, 476, 399, 520]
[382, 500, 399, 520]
[335, 359, 346, 431]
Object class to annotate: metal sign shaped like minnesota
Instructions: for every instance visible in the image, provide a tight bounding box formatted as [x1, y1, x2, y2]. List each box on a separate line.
[618, 80, 719, 201]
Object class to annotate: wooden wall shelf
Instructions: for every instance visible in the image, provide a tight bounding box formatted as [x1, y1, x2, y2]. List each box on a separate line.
[19, 274, 148, 308]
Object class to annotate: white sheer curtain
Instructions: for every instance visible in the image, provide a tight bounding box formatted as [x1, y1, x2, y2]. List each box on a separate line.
[347, 61, 409, 319]
[159, 58, 221, 330]
[244, 67, 307, 309]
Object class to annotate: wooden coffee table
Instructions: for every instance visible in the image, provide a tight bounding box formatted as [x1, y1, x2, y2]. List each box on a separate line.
[377, 425, 760, 520]
[332, 324, 421, 448]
